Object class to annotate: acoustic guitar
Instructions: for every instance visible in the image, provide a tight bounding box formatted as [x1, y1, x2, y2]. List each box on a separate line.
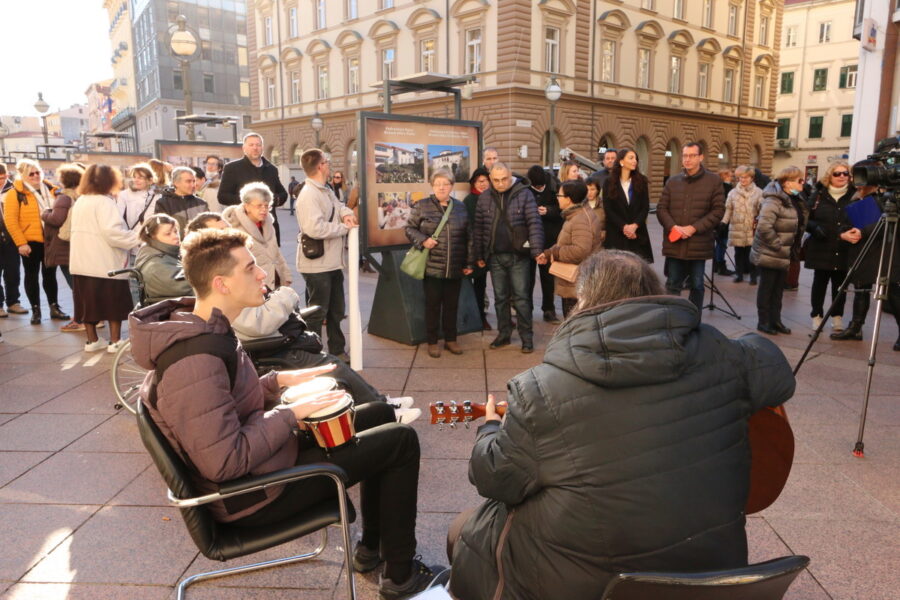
[429, 400, 794, 515]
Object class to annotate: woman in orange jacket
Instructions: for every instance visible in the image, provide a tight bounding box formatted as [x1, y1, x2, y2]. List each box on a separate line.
[3, 159, 70, 324]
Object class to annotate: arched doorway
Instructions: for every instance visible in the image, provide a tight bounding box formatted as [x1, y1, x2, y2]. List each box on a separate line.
[543, 130, 562, 168]
[749, 145, 761, 168]
[291, 143, 302, 166]
[635, 137, 651, 180]
[720, 142, 733, 170]
[269, 147, 281, 166]
[598, 133, 617, 155]
[663, 138, 681, 184]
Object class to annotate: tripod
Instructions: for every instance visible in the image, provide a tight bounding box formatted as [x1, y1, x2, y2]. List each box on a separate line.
[703, 260, 741, 319]
[793, 194, 898, 457]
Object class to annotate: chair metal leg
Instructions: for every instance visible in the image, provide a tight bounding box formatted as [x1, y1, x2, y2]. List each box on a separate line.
[176, 528, 330, 600]
[336, 485, 358, 600]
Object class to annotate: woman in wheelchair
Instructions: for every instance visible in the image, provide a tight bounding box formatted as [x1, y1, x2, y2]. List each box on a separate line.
[134, 212, 419, 422]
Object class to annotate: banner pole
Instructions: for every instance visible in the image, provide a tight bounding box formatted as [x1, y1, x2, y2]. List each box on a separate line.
[348, 227, 363, 370]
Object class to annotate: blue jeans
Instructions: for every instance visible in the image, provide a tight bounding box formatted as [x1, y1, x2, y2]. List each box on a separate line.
[665, 258, 706, 313]
[489, 253, 533, 345]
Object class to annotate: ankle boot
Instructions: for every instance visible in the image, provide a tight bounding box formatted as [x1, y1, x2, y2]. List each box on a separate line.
[49, 303, 70, 320]
[830, 320, 863, 340]
[30, 306, 41, 325]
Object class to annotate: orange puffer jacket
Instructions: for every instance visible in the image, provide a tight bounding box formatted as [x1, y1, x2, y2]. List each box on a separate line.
[3, 179, 57, 246]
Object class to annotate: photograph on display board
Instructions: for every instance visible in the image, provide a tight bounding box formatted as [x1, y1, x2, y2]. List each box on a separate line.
[428, 145, 471, 184]
[361, 113, 482, 251]
[374, 142, 425, 184]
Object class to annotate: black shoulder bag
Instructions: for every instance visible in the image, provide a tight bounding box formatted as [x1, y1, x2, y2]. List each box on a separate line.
[300, 203, 336, 259]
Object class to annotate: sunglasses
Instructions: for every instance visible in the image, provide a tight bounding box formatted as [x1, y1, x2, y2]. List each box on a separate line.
[28, 171, 41, 177]
[832, 171, 850, 177]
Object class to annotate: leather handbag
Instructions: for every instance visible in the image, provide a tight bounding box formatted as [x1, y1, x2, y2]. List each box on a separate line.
[400, 201, 453, 280]
[549, 260, 579, 283]
[300, 203, 335, 259]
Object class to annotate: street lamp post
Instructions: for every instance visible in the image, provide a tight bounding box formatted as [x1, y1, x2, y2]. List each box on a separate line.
[34, 92, 50, 158]
[311, 112, 324, 148]
[169, 15, 199, 141]
[544, 78, 562, 170]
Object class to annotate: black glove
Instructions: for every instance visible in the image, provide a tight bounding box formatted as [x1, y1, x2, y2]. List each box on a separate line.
[716, 223, 729, 237]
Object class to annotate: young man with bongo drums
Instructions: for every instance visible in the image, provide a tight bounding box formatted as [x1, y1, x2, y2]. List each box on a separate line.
[129, 228, 442, 599]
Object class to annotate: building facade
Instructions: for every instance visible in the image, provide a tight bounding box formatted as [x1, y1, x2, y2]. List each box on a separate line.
[44, 104, 89, 146]
[122, 0, 252, 154]
[105, 0, 140, 151]
[248, 0, 783, 197]
[773, 0, 857, 183]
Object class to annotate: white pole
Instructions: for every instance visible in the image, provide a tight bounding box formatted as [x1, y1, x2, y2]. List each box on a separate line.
[348, 226, 363, 370]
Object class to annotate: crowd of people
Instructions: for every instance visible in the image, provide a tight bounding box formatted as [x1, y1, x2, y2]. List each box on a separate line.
[3, 134, 900, 600]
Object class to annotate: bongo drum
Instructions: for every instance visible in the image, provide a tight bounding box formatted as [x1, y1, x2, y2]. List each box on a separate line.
[302, 393, 357, 451]
[281, 377, 338, 403]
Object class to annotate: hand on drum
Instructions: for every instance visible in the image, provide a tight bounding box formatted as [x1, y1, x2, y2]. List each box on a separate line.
[485, 393, 507, 423]
[286, 390, 347, 424]
[276, 364, 337, 388]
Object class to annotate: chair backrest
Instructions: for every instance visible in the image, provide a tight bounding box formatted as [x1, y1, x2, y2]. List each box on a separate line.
[600, 555, 810, 600]
[136, 398, 220, 557]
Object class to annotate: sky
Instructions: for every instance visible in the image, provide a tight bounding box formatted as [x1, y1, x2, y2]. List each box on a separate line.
[0, 1, 112, 116]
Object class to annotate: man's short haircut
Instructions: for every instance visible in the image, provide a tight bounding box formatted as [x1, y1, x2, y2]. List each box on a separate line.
[683, 141, 703, 155]
[242, 132, 263, 145]
[78, 164, 123, 196]
[576, 250, 665, 312]
[775, 165, 803, 185]
[181, 228, 251, 298]
[57, 163, 85, 190]
[0, 163, 7, 176]
[140, 213, 179, 244]
[483, 146, 499, 155]
[240, 181, 273, 205]
[186, 211, 226, 233]
[171, 166, 195, 184]
[489, 162, 510, 176]
[190, 166, 206, 180]
[301, 148, 326, 176]
[526, 165, 546, 187]
[430, 168, 455, 185]
[604, 148, 618, 157]
[561, 179, 588, 204]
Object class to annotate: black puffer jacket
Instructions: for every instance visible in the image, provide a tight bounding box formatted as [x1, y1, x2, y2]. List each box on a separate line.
[804, 182, 854, 271]
[405, 195, 473, 279]
[449, 296, 795, 600]
[473, 180, 544, 261]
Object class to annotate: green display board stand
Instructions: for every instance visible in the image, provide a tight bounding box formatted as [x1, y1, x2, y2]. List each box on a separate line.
[368, 250, 482, 345]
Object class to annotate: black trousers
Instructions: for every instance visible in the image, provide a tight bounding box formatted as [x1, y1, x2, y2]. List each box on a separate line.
[530, 259, 557, 313]
[468, 268, 488, 320]
[21, 242, 58, 308]
[810, 269, 847, 318]
[757, 266, 787, 326]
[234, 402, 420, 564]
[734, 246, 756, 279]
[271, 348, 386, 405]
[0, 241, 21, 307]
[302, 269, 346, 355]
[424, 276, 461, 344]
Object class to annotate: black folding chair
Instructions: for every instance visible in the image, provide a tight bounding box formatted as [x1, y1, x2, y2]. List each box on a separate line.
[135, 399, 357, 599]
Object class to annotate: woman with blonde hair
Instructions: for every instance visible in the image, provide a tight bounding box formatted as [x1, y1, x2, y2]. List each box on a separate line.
[722, 165, 763, 284]
[804, 159, 854, 332]
[751, 166, 801, 335]
[2, 158, 70, 324]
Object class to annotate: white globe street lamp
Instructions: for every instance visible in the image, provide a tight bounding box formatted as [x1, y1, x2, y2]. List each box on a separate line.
[544, 79, 562, 169]
[311, 112, 324, 148]
[170, 15, 199, 141]
[34, 92, 50, 156]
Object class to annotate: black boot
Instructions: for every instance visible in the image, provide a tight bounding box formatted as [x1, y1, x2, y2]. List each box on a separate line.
[49, 303, 70, 320]
[716, 261, 734, 276]
[30, 305, 41, 325]
[830, 320, 863, 340]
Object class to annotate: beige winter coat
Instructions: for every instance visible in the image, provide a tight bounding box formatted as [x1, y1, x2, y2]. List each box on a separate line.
[723, 183, 762, 247]
[222, 204, 292, 289]
[545, 204, 604, 298]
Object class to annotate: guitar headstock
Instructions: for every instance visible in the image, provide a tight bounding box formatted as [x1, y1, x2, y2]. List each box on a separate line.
[429, 400, 506, 430]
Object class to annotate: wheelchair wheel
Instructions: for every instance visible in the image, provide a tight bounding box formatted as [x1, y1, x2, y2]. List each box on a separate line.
[111, 340, 147, 414]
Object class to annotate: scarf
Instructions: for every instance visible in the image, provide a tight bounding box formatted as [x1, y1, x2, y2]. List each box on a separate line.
[828, 184, 848, 199]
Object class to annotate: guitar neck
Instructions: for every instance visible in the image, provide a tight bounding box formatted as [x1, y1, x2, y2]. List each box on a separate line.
[429, 401, 506, 428]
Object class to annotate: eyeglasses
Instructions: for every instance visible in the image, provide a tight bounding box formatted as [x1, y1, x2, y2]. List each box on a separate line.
[832, 171, 850, 177]
[28, 171, 41, 177]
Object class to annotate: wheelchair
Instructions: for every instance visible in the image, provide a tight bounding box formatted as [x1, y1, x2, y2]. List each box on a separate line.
[108, 268, 314, 414]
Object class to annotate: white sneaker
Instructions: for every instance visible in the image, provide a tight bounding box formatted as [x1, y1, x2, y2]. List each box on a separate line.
[831, 315, 844, 332]
[107, 339, 127, 354]
[84, 339, 109, 352]
[395, 408, 422, 425]
[811, 316, 823, 330]
[386, 396, 415, 410]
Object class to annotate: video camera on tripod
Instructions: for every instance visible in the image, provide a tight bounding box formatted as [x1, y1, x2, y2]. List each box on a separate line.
[795, 136, 899, 458]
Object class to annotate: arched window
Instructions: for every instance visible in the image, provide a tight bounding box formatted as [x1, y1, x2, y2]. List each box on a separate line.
[635, 137, 651, 177]
[663, 138, 680, 183]
[291, 144, 302, 165]
[543, 130, 562, 167]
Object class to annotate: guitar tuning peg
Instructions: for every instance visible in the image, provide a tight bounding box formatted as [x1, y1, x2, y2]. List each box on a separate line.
[438, 423, 444, 431]
[464, 421, 471, 429]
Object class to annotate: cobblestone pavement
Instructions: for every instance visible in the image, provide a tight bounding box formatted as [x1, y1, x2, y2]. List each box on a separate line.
[1, 208, 897, 599]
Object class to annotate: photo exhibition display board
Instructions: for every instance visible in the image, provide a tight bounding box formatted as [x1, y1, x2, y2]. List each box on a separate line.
[359, 112, 482, 252]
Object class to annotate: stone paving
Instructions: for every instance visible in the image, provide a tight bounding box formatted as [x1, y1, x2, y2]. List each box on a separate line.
[0, 208, 898, 599]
